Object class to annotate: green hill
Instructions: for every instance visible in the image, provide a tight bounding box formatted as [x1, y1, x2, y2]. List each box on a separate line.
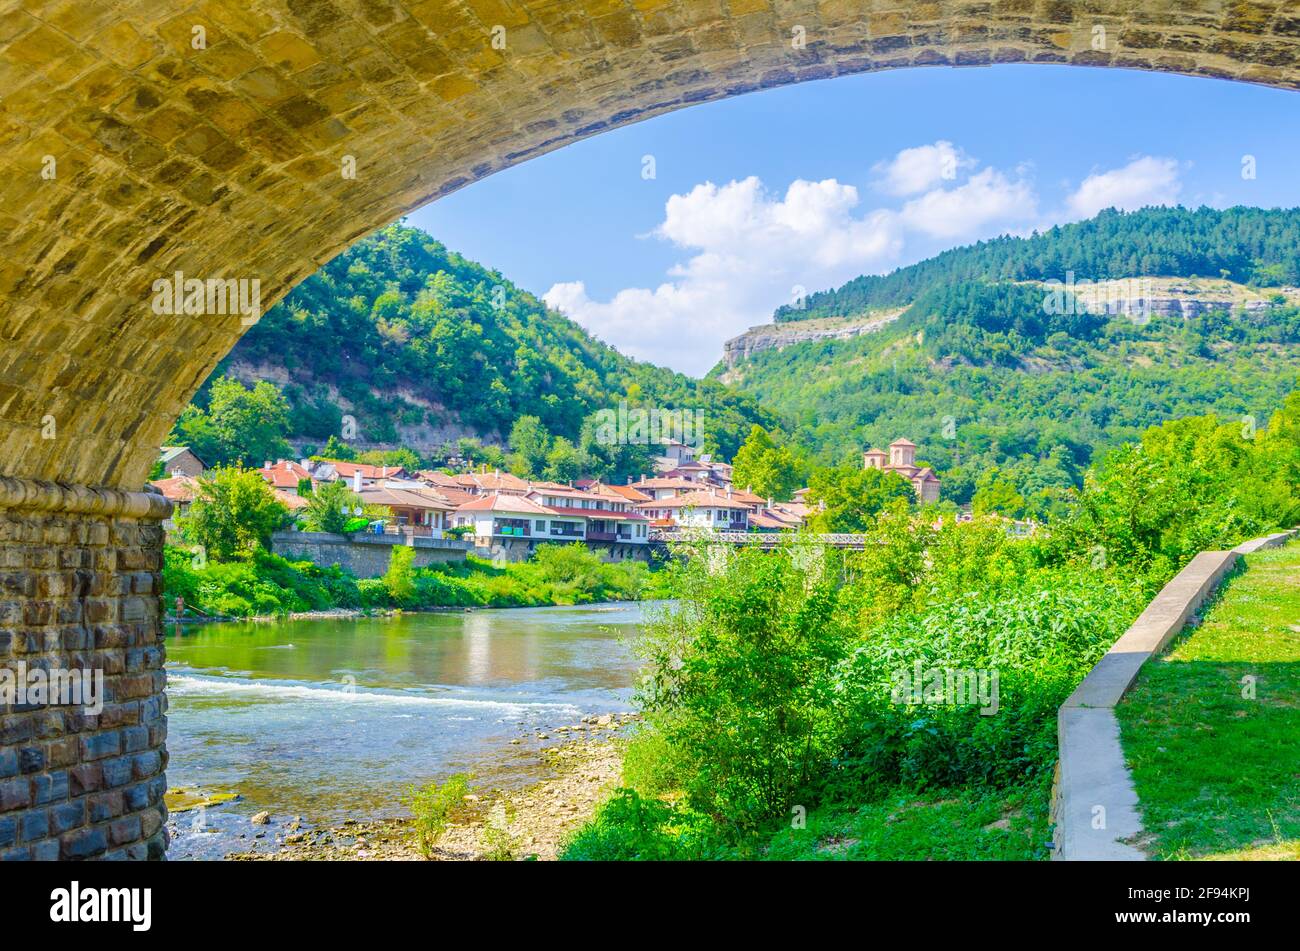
[177, 223, 775, 466]
[774, 206, 1300, 323]
[718, 207, 1300, 513]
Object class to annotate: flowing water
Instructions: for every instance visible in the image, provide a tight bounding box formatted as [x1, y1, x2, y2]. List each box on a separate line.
[163, 602, 658, 859]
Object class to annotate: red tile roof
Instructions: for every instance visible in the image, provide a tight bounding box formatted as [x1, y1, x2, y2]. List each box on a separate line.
[545, 506, 648, 521]
[456, 493, 554, 515]
[602, 484, 652, 502]
[324, 460, 407, 480]
[149, 475, 199, 503]
[636, 491, 753, 511]
[258, 460, 311, 488]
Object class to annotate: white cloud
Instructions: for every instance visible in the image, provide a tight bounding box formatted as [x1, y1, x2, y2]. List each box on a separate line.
[900, 167, 1037, 239]
[544, 146, 1046, 375]
[872, 140, 972, 196]
[1065, 156, 1182, 219]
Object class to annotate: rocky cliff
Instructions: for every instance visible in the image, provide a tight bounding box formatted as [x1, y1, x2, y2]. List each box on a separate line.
[721, 309, 906, 369]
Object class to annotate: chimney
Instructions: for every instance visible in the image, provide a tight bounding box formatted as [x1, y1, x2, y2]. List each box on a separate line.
[746, 485, 752, 494]
[627, 476, 632, 485]
[768, 497, 773, 509]
[300, 458, 310, 469]
[352, 469, 362, 493]
[726, 486, 732, 499]
[264, 460, 271, 469]
[283, 460, 291, 470]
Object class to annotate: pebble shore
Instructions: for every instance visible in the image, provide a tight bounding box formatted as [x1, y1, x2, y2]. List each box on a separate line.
[225, 712, 637, 861]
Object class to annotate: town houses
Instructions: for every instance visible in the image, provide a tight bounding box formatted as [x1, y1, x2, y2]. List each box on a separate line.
[149, 433, 939, 557]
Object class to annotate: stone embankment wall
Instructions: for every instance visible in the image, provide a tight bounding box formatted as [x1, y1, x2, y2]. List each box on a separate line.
[270, 531, 472, 579]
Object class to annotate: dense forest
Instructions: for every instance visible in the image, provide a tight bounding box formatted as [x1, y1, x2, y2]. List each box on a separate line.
[722, 206, 1300, 517]
[183, 223, 775, 463]
[774, 206, 1300, 322]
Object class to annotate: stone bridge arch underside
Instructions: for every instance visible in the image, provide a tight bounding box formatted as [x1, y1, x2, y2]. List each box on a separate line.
[1, 0, 1299, 859]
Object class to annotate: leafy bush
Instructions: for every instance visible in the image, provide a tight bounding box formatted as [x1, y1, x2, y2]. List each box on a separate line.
[404, 774, 474, 858]
[384, 546, 416, 606]
[560, 790, 717, 861]
[162, 541, 660, 616]
[179, 466, 289, 561]
[635, 540, 857, 831]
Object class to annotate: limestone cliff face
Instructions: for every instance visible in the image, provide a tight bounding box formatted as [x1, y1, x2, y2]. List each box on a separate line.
[721, 310, 906, 368]
[720, 278, 1300, 371]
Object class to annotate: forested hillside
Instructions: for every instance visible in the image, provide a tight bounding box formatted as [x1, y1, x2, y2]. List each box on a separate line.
[774, 206, 1300, 322]
[721, 206, 1300, 517]
[179, 223, 775, 463]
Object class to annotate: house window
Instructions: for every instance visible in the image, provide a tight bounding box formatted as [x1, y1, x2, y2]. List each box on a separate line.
[535, 520, 546, 531]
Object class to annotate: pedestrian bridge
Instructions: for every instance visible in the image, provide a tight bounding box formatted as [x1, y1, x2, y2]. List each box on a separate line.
[651, 529, 866, 549]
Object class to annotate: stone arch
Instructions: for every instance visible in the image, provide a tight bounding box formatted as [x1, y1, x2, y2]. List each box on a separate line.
[1, 0, 1298, 489]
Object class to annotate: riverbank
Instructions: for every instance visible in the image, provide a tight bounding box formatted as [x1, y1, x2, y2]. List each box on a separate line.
[163, 543, 664, 620]
[226, 714, 634, 861]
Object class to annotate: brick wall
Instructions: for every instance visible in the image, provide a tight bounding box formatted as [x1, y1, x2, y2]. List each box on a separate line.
[0, 479, 170, 861]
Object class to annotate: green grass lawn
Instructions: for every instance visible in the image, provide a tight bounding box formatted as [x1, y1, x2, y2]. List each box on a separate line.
[757, 776, 1053, 861]
[1117, 542, 1300, 860]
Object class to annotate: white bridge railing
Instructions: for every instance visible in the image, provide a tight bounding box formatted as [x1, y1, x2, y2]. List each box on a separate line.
[649, 529, 866, 548]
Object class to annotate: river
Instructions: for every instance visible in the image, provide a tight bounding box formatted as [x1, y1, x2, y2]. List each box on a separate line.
[163, 601, 659, 860]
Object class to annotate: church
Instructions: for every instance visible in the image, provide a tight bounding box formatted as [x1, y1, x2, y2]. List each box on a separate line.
[863, 438, 941, 503]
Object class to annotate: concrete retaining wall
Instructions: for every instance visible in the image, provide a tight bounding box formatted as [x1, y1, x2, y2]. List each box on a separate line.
[1054, 528, 1298, 861]
[271, 531, 471, 579]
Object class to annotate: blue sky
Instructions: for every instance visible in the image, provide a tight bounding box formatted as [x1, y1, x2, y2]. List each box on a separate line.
[410, 64, 1300, 376]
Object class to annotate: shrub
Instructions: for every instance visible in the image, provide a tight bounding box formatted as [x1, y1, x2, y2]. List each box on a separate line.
[635, 540, 856, 831]
[403, 774, 474, 858]
[179, 466, 289, 561]
[560, 790, 716, 861]
[384, 546, 416, 606]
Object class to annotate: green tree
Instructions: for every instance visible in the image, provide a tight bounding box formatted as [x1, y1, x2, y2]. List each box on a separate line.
[356, 447, 423, 471]
[180, 466, 289, 561]
[805, 465, 915, 532]
[314, 435, 357, 461]
[971, 470, 1027, 519]
[170, 376, 292, 468]
[730, 425, 804, 500]
[507, 415, 552, 479]
[301, 479, 366, 534]
[543, 436, 584, 483]
[384, 545, 416, 605]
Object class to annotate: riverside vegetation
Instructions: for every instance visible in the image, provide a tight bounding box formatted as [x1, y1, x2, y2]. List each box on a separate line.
[560, 393, 1300, 860]
[163, 542, 663, 618]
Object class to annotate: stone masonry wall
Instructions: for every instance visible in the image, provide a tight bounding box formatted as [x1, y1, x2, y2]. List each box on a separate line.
[0, 478, 170, 860]
[271, 530, 470, 578]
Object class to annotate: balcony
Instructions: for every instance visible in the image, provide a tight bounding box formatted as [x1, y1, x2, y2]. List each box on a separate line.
[585, 530, 617, 542]
[382, 524, 440, 538]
